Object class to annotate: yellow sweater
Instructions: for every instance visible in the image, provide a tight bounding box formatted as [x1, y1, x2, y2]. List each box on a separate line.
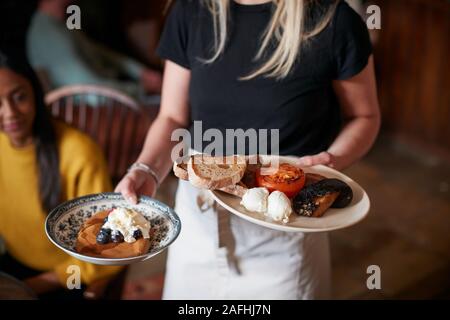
[0, 121, 121, 285]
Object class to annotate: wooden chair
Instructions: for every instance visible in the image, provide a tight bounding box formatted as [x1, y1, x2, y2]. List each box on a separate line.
[45, 85, 157, 299]
[45, 84, 157, 184]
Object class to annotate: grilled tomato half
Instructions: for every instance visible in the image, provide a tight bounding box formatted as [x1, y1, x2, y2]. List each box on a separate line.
[256, 163, 306, 198]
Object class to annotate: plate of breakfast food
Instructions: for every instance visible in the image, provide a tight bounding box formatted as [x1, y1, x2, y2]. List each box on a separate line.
[173, 154, 369, 232]
[45, 193, 181, 265]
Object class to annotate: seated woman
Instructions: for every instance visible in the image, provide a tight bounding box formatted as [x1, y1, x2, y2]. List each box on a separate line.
[0, 49, 122, 299]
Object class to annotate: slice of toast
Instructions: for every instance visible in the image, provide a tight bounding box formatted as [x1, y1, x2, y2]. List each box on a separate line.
[219, 182, 248, 198]
[173, 160, 189, 180]
[172, 156, 248, 196]
[187, 154, 247, 189]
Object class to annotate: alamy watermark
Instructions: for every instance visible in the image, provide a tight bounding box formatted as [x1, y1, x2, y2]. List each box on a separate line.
[66, 5, 81, 30]
[170, 120, 280, 169]
[66, 265, 81, 290]
[366, 265, 381, 290]
[366, 5, 381, 30]
[64, 4, 381, 32]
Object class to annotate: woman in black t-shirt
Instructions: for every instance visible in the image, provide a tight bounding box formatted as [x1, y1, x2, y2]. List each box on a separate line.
[116, 0, 380, 299]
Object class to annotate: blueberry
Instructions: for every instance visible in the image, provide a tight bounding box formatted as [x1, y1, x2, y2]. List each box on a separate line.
[103, 216, 108, 223]
[96, 231, 110, 244]
[100, 228, 111, 235]
[111, 231, 124, 243]
[133, 229, 142, 239]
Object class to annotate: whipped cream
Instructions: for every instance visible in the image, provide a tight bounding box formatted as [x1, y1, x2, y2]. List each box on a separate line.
[240, 187, 269, 213]
[266, 191, 292, 223]
[103, 208, 150, 243]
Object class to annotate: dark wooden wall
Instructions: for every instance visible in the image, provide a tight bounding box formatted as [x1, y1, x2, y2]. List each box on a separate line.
[372, 0, 450, 153]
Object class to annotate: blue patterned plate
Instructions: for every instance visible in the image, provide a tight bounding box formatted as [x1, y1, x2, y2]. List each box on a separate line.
[45, 192, 181, 265]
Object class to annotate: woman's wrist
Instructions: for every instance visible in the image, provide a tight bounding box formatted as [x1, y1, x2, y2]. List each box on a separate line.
[325, 149, 355, 171]
[128, 162, 160, 187]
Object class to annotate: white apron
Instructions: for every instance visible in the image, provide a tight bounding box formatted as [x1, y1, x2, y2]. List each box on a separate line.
[162, 179, 331, 300]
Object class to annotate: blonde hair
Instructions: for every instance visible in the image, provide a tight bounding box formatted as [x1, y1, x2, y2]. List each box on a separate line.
[200, 0, 337, 80]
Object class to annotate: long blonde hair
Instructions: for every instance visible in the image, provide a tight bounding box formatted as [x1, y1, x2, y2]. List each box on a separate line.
[200, 0, 337, 80]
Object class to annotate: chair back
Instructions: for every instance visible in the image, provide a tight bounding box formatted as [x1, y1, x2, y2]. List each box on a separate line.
[45, 85, 156, 183]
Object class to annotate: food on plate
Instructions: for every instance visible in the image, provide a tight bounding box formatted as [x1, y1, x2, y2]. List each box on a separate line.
[101, 207, 151, 243]
[76, 208, 152, 258]
[173, 159, 189, 181]
[240, 187, 269, 213]
[185, 154, 247, 189]
[173, 156, 248, 197]
[325, 179, 353, 208]
[240, 162, 260, 188]
[240, 187, 292, 223]
[305, 173, 327, 185]
[221, 182, 248, 198]
[255, 163, 305, 197]
[173, 155, 354, 221]
[292, 178, 353, 217]
[266, 191, 292, 223]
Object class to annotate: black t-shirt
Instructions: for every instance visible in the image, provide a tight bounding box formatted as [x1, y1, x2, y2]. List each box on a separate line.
[157, 0, 372, 156]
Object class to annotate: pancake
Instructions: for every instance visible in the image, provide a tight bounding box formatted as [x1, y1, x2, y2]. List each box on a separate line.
[76, 210, 151, 258]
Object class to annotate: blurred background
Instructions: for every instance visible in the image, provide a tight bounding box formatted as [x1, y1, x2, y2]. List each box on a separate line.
[1, 0, 449, 299]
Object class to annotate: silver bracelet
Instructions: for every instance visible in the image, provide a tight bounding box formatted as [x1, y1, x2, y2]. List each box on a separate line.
[128, 162, 160, 187]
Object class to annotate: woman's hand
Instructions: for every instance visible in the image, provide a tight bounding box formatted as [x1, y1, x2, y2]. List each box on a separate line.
[115, 170, 157, 204]
[297, 151, 346, 171]
[24, 272, 61, 295]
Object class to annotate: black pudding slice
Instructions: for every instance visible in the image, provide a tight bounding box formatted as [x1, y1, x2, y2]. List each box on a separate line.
[292, 178, 353, 215]
[321, 179, 353, 208]
[111, 231, 124, 243]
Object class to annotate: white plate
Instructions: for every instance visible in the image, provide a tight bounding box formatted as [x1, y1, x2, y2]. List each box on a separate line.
[45, 192, 181, 265]
[210, 155, 370, 233]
